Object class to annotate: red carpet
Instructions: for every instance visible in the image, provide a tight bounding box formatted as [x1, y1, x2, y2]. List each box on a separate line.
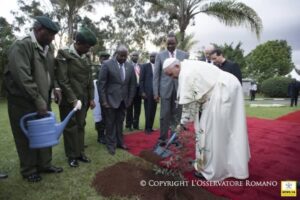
[124, 115, 300, 200]
[276, 109, 300, 124]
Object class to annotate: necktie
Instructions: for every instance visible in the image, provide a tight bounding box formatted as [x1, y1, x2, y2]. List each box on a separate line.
[120, 64, 125, 81]
[171, 52, 174, 58]
[135, 64, 140, 84]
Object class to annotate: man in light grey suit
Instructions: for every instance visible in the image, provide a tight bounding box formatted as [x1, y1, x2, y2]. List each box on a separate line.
[153, 33, 189, 145]
[99, 45, 136, 155]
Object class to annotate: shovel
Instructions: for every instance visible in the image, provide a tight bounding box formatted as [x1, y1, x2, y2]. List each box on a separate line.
[153, 132, 177, 158]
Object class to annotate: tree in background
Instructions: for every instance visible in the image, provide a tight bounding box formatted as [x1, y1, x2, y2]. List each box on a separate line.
[107, 0, 176, 57]
[0, 17, 15, 96]
[145, 0, 263, 44]
[175, 32, 198, 52]
[245, 40, 294, 84]
[50, 0, 104, 44]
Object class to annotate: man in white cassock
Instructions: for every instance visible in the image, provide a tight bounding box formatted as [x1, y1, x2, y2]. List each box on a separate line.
[163, 58, 250, 181]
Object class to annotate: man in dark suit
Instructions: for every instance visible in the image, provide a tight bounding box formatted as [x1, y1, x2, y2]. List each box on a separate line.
[126, 51, 142, 130]
[140, 52, 157, 134]
[210, 48, 242, 84]
[288, 79, 299, 107]
[201, 44, 215, 63]
[153, 33, 189, 145]
[99, 45, 136, 155]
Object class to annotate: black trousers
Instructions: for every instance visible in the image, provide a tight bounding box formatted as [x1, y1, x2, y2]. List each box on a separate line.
[95, 104, 106, 142]
[126, 87, 142, 129]
[7, 96, 52, 177]
[250, 90, 256, 101]
[290, 95, 298, 106]
[104, 101, 126, 151]
[144, 94, 157, 131]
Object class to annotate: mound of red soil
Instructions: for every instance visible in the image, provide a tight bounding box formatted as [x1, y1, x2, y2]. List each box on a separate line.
[139, 149, 163, 165]
[92, 160, 225, 200]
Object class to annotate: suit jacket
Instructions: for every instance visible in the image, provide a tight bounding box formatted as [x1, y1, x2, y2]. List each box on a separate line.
[99, 58, 136, 109]
[153, 49, 189, 98]
[220, 60, 242, 84]
[130, 61, 142, 86]
[140, 62, 154, 96]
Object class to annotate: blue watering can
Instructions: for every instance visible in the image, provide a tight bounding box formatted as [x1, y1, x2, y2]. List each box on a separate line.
[20, 109, 77, 149]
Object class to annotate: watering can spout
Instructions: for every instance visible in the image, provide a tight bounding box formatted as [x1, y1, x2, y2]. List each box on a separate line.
[55, 109, 76, 139]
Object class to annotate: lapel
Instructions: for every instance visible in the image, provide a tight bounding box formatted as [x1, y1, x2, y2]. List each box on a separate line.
[175, 49, 182, 60]
[124, 62, 130, 82]
[149, 63, 153, 77]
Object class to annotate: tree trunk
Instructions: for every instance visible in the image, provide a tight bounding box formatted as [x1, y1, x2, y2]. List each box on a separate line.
[67, 11, 74, 45]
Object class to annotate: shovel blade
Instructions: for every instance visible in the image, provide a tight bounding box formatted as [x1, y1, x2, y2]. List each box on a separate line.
[153, 146, 173, 158]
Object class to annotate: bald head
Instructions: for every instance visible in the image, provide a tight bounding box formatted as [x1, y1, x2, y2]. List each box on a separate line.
[116, 45, 128, 64]
[204, 44, 215, 60]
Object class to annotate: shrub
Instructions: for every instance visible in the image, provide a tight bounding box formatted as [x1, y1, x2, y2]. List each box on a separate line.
[261, 77, 292, 97]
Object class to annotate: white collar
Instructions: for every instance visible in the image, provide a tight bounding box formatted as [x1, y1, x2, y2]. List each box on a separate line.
[30, 31, 49, 56]
[69, 43, 87, 59]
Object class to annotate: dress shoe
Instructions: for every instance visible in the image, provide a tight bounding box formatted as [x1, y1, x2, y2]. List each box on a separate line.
[158, 141, 166, 146]
[0, 173, 8, 179]
[145, 130, 152, 135]
[97, 139, 106, 144]
[107, 148, 115, 155]
[68, 158, 79, 167]
[40, 166, 63, 174]
[77, 155, 91, 163]
[23, 173, 42, 182]
[194, 171, 206, 180]
[172, 141, 182, 148]
[117, 144, 129, 150]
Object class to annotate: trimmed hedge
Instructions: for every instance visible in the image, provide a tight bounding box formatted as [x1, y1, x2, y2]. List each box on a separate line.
[261, 77, 292, 97]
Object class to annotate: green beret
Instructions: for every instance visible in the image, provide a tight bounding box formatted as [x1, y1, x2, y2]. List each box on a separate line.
[35, 16, 60, 33]
[76, 27, 97, 46]
[99, 51, 110, 57]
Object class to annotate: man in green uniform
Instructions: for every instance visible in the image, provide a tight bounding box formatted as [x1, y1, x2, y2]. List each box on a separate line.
[4, 16, 63, 182]
[56, 27, 96, 167]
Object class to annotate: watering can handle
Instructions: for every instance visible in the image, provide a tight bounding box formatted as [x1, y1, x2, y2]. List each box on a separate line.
[20, 112, 39, 137]
[20, 112, 52, 137]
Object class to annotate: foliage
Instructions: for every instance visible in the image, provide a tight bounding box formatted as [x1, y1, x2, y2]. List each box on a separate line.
[175, 32, 198, 52]
[245, 40, 294, 83]
[145, 0, 263, 43]
[78, 16, 111, 62]
[106, 0, 176, 53]
[50, 0, 104, 44]
[154, 129, 195, 180]
[261, 77, 292, 97]
[0, 17, 15, 96]
[10, 0, 45, 32]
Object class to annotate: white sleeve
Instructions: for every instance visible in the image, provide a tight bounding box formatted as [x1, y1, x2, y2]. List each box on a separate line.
[180, 101, 200, 125]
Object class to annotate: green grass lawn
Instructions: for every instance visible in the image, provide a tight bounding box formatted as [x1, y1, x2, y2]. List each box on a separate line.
[0, 99, 299, 199]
